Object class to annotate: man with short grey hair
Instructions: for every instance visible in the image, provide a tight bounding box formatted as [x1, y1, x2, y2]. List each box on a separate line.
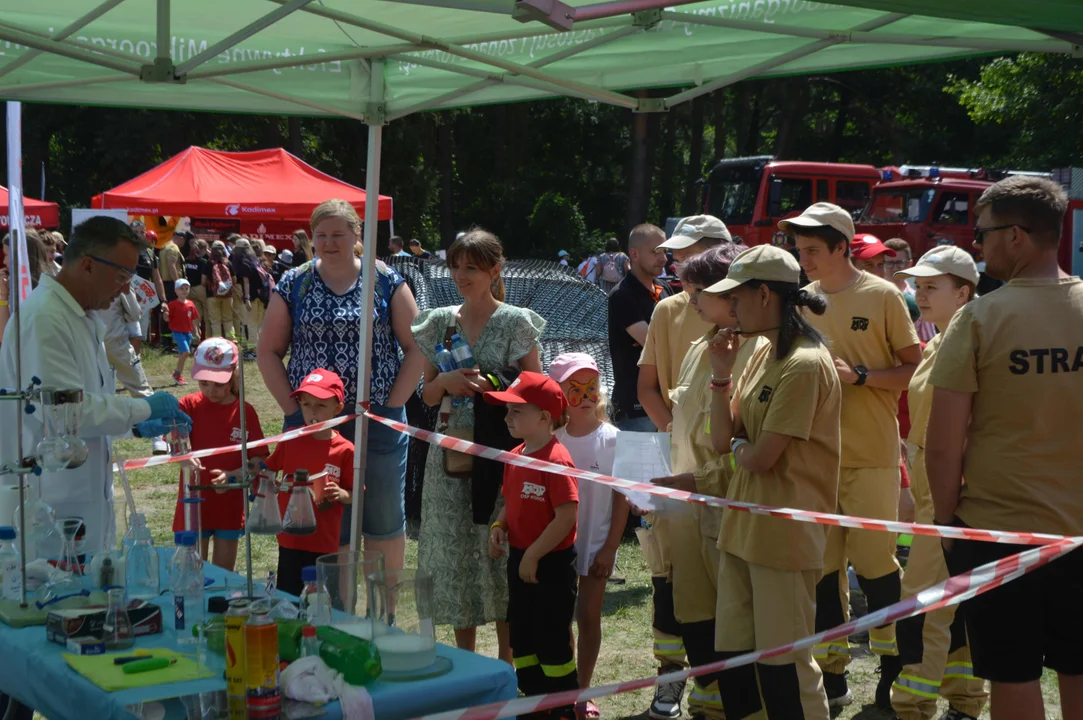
[0, 216, 191, 555]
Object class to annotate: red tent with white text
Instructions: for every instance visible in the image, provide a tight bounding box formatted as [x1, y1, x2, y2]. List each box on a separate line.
[91, 146, 392, 245]
[0, 185, 59, 230]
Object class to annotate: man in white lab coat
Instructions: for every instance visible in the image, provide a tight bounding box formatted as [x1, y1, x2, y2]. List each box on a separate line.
[0, 216, 191, 555]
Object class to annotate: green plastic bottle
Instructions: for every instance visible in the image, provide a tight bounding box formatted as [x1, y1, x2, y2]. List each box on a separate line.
[316, 626, 382, 685]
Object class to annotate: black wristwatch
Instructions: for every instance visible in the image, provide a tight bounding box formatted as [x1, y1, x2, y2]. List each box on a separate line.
[853, 365, 868, 386]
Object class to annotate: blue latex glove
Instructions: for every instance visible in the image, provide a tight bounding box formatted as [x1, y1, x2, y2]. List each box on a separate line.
[145, 391, 181, 420]
[136, 410, 192, 439]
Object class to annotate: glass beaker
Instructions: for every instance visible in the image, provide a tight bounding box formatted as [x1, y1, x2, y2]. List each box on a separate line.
[282, 470, 317, 537]
[13, 477, 57, 562]
[370, 569, 437, 672]
[316, 551, 384, 638]
[103, 587, 135, 650]
[247, 472, 283, 535]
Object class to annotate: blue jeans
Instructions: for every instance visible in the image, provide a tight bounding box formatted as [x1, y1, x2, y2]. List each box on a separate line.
[282, 403, 408, 544]
[616, 415, 658, 432]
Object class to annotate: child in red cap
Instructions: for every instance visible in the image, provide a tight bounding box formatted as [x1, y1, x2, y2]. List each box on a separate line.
[263, 368, 355, 596]
[485, 371, 579, 717]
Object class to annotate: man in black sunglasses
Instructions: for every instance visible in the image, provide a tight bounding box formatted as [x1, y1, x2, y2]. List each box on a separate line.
[928, 175, 1083, 720]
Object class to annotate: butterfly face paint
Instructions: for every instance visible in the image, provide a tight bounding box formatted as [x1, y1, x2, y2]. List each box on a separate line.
[564, 375, 599, 407]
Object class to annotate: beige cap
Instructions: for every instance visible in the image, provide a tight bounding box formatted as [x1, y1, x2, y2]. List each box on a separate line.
[894, 245, 979, 285]
[659, 215, 733, 250]
[704, 245, 801, 294]
[777, 202, 855, 242]
[263, 244, 277, 254]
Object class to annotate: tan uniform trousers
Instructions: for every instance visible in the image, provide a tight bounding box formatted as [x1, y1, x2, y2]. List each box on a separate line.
[716, 553, 829, 720]
[206, 296, 234, 340]
[637, 516, 689, 670]
[817, 466, 901, 673]
[891, 445, 987, 720]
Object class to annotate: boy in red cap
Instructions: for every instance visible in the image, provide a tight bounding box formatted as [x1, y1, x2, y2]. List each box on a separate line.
[485, 372, 580, 717]
[264, 369, 354, 596]
[850, 234, 896, 278]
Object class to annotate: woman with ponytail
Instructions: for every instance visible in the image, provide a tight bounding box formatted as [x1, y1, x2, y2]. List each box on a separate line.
[700, 245, 841, 719]
[411, 228, 544, 661]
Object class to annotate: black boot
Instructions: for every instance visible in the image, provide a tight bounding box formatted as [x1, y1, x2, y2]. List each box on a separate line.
[876, 654, 903, 710]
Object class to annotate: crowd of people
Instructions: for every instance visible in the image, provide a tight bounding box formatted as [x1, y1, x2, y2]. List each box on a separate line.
[0, 173, 1080, 720]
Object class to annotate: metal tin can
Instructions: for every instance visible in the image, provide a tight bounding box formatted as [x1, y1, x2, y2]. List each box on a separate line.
[224, 598, 250, 720]
[244, 607, 281, 719]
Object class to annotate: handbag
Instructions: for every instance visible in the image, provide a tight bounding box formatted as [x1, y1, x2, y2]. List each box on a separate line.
[439, 307, 474, 478]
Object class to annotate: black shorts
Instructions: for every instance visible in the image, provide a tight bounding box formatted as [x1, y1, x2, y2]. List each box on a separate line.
[946, 535, 1083, 682]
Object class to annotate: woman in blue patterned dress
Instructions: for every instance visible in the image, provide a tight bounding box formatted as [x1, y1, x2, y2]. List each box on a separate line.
[258, 199, 424, 577]
[412, 229, 545, 661]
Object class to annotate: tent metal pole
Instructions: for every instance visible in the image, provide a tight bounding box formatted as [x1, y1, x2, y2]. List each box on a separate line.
[0, 23, 142, 76]
[661, 12, 1065, 54]
[573, 0, 701, 22]
[387, 23, 640, 121]
[346, 59, 385, 610]
[263, 0, 638, 109]
[174, 0, 318, 75]
[0, 75, 130, 95]
[185, 42, 424, 80]
[206, 78, 366, 119]
[0, 0, 127, 81]
[662, 12, 907, 110]
[156, 0, 170, 60]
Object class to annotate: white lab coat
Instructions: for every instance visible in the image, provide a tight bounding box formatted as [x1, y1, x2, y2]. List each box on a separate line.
[0, 275, 151, 554]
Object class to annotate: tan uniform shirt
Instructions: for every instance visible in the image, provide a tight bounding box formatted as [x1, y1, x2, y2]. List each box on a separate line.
[718, 337, 842, 571]
[639, 292, 713, 408]
[931, 277, 1083, 536]
[158, 241, 183, 283]
[805, 272, 920, 468]
[905, 334, 942, 449]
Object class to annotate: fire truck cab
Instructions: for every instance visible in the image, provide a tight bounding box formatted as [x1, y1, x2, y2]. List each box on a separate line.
[702, 156, 882, 247]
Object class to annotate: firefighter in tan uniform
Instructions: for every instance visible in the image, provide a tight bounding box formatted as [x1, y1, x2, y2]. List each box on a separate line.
[636, 216, 729, 719]
[784, 204, 922, 709]
[702, 245, 839, 719]
[889, 247, 987, 720]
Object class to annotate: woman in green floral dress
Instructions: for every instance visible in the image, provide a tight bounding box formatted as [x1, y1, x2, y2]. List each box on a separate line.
[411, 230, 545, 661]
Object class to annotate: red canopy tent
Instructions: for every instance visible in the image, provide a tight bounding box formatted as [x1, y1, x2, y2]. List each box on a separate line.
[91, 147, 393, 245]
[0, 185, 60, 230]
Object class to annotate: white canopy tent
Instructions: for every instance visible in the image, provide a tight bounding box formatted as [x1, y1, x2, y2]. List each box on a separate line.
[1, 0, 1080, 562]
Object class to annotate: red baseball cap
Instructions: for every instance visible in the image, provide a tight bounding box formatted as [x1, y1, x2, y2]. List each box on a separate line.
[483, 371, 568, 420]
[290, 369, 345, 404]
[851, 234, 897, 260]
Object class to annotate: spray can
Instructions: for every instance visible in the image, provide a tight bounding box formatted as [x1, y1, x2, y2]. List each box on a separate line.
[224, 598, 250, 720]
[245, 606, 281, 719]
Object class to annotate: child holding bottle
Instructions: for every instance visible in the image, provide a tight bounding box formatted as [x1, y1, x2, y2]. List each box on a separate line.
[173, 338, 267, 571]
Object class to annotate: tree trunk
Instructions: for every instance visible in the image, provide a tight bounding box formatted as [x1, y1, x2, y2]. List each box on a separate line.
[288, 117, 303, 157]
[626, 90, 651, 237]
[829, 84, 853, 162]
[713, 88, 728, 163]
[492, 105, 507, 181]
[657, 111, 678, 221]
[740, 85, 763, 156]
[437, 119, 455, 248]
[773, 79, 808, 159]
[682, 95, 705, 216]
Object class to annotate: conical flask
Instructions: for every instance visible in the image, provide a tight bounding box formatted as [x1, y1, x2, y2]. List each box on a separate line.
[247, 472, 283, 535]
[282, 469, 317, 537]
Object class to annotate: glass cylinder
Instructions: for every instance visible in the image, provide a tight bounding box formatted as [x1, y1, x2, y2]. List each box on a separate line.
[124, 515, 160, 600]
[247, 473, 283, 535]
[370, 568, 436, 672]
[316, 551, 384, 639]
[103, 587, 135, 650]
[282, 470, 317, 537]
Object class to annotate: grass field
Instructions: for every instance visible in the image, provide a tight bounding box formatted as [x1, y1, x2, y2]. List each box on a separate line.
[108, 345, 1059, 720]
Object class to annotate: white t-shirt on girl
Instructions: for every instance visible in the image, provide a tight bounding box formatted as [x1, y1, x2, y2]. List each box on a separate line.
[555, 422, 619, 576]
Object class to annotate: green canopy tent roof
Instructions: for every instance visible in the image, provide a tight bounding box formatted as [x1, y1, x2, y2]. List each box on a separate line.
[1, 0, 1078, 588]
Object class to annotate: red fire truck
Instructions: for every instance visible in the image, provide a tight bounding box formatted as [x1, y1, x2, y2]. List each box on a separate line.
[701, 156, 882, 247]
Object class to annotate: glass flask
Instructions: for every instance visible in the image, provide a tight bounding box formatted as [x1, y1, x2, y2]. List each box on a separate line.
[42, 517, 86, 599]
[103, 587, 135, 650]
[247, 472, 283, 535]
[282, 469, 317, 537]
[35, 388, 84, 471]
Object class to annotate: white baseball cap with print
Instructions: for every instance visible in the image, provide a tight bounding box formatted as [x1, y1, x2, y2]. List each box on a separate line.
[660, 215, 733, 250]
[894, 245, 979, 285]
[777, 202, 856, 242]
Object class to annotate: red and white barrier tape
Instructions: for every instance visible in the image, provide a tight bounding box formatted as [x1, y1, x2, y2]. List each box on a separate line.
[418, 536, 1083, 720]
[362, 411, 1076, 547]
[119, 414, 358, 470]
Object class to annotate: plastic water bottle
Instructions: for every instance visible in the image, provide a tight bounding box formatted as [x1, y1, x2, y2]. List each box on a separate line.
[0, 526, 22, 601]
[299, 566, 332, 626]
[171, 531, 204, 644]
[300, 625, 321, 658]
[434, 343, 456, 373]
[124, 514, 160, 600]
[449, 334, 475, 369]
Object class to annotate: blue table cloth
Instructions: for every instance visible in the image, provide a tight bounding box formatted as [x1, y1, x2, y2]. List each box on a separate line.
[0, 552, 516, 720]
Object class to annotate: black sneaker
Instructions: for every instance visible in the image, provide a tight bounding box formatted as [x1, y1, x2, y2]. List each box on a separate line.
[876, 655, 903, 710]
[938, 709, 978, 720]
[822, 670, 853, 709]
[649, 664, 685, 720]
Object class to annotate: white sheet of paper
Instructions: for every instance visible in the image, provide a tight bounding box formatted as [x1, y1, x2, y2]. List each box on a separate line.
[612, 431, 672, 512]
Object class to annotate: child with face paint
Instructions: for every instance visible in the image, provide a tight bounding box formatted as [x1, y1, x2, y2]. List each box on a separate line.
[550, 353, 630, 713]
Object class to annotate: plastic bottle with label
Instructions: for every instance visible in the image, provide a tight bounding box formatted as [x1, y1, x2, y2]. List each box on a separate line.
[434, 343, 456, 373]
[298, 565, 331, 626]
[171, 531, 204, 644]
[0, 526, 22, 601]
[449, 334, 476, 369]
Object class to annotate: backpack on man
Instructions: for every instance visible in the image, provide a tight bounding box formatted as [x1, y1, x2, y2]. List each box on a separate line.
[599, 252, 624, 284]
[211, 261, 233, 298]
